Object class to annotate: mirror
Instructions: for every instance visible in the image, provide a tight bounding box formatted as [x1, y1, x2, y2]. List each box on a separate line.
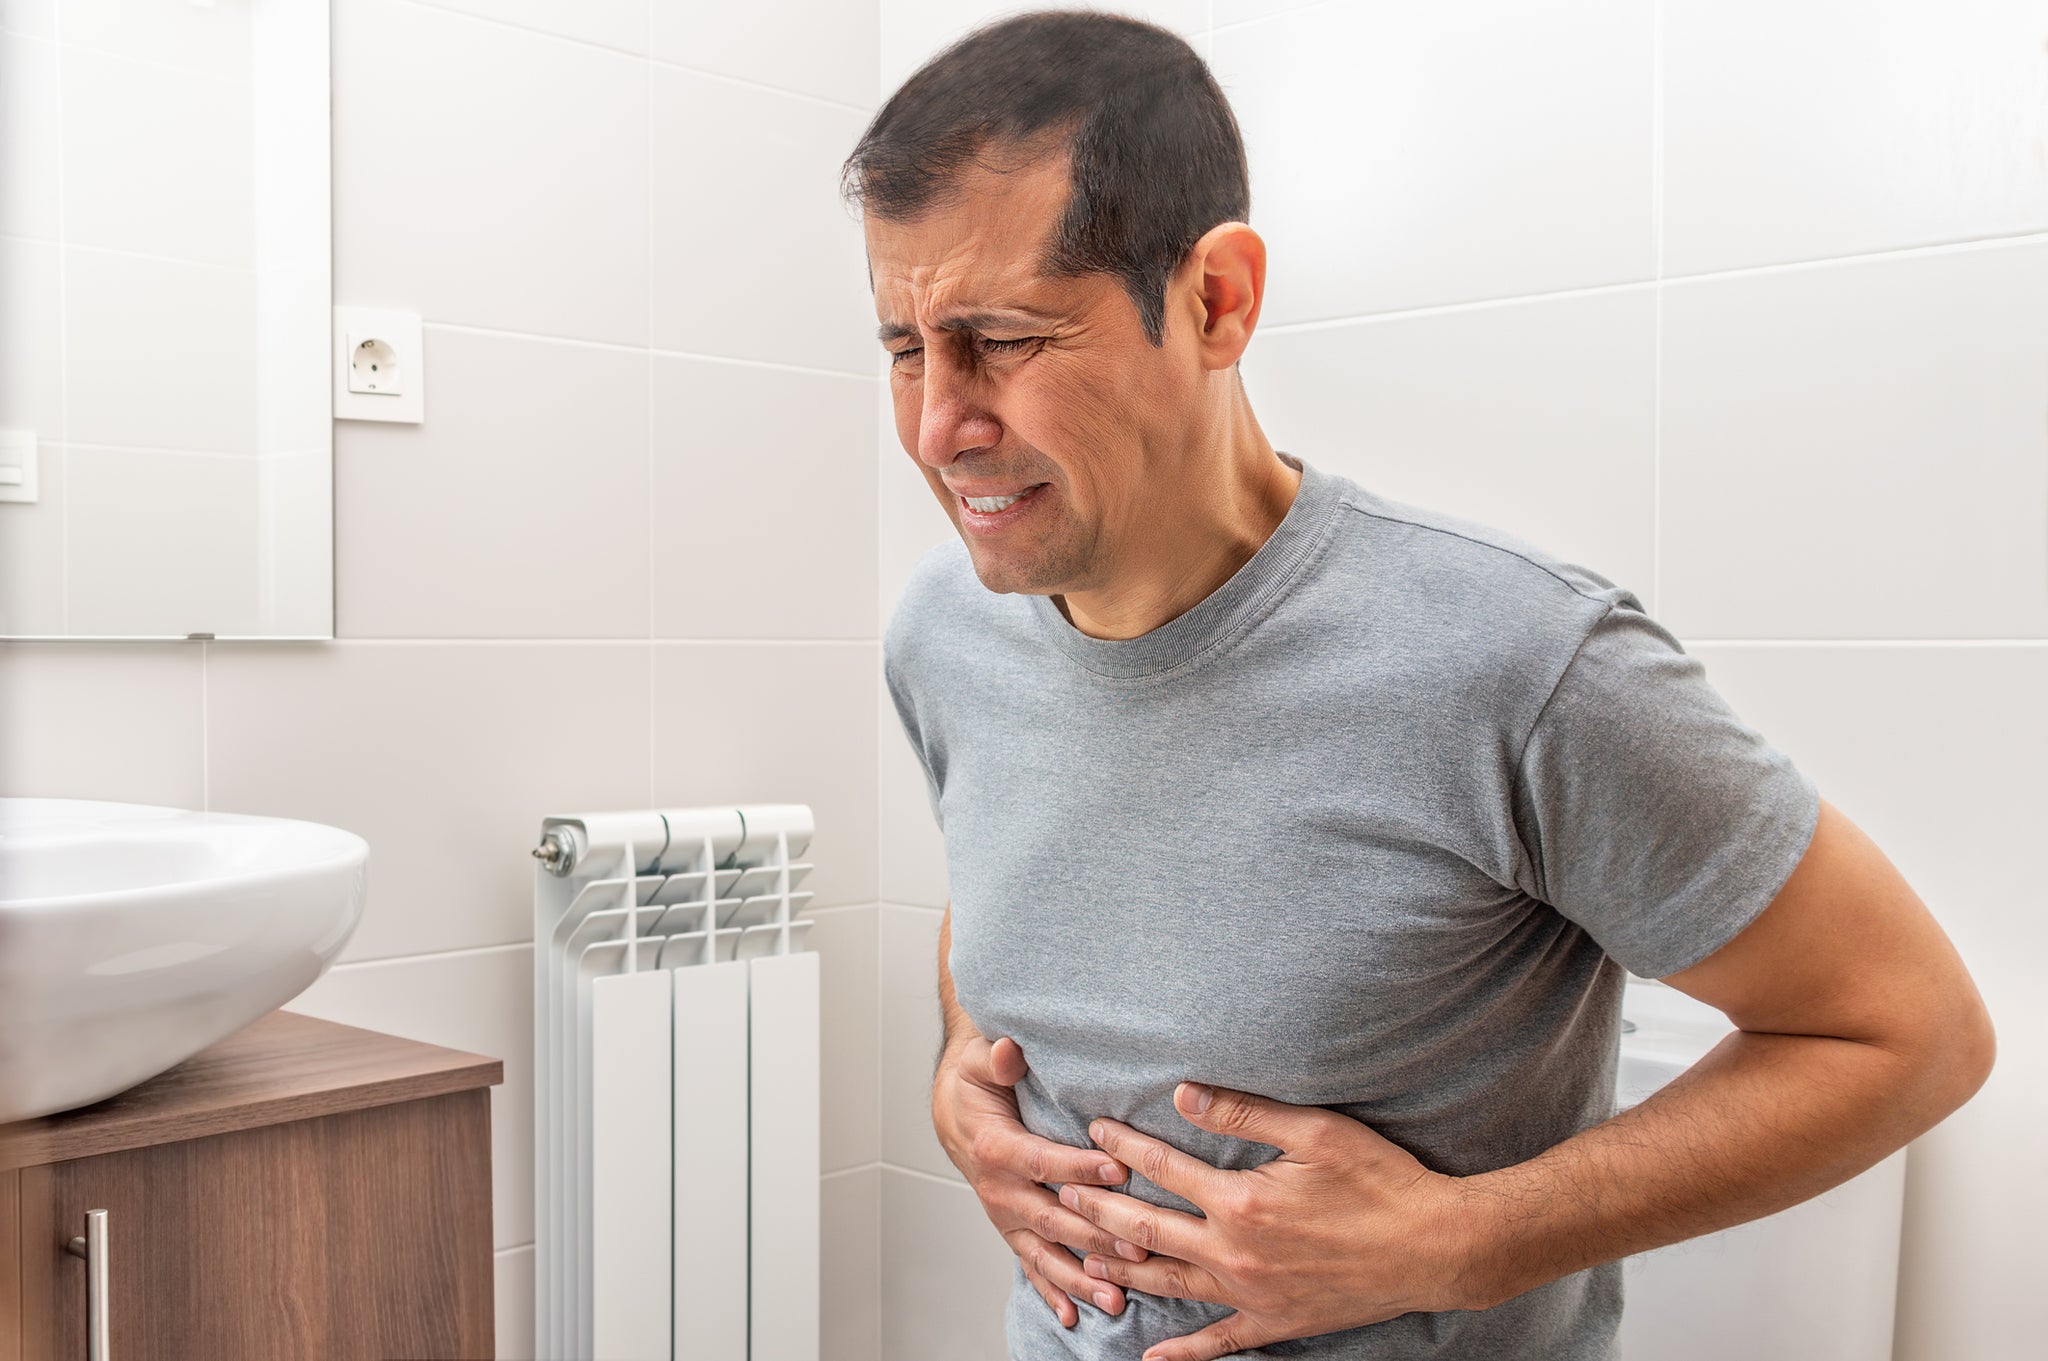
[0, 0, 332, 640]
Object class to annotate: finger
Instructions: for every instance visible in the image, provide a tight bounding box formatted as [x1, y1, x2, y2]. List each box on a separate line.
[1079, 1249, 1225, 1305]
[988, 1035, 1028, 1085]
[1007, 1234, 1077, 1330]
[1006, 1230, 1125, 1322]
[1171, 1082, 1338, 1159]
[986, 1123, 1129, 1187]
[1058, 1181, 1209, 1263]
[1138, 1310, 1280, 1361]
[1087, 1117, 1235, 1211]
[1006, 1183, 1150, 1263]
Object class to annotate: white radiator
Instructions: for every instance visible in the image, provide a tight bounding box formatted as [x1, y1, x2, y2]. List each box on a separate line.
[533, 805, 821, 1361]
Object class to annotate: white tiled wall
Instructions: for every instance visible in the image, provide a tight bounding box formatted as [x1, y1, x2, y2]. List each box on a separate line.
[0, 0, 885, 1357]
[868, 4, 2048, 1359]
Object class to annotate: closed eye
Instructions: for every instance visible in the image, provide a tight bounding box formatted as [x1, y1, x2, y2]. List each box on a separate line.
[976, 336, 1040, 354]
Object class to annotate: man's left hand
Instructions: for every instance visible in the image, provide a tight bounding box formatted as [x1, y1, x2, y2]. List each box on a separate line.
[1060, 1081, 1496, 1361]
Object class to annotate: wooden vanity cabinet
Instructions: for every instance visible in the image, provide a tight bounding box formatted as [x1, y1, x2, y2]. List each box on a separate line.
[0, 1011, 501, 1360]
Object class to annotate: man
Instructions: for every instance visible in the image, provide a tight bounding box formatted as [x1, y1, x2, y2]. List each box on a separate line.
[843, 12, 1994, 1361]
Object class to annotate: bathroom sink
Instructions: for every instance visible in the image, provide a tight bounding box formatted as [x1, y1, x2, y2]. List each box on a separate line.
[0, 798, 367, 1123]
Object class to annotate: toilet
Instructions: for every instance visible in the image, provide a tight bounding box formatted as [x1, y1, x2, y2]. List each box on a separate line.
[1614, 979, 1907, 1361]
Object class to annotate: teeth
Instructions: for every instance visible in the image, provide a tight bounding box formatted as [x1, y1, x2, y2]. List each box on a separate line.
[965, 490, 1029, 513]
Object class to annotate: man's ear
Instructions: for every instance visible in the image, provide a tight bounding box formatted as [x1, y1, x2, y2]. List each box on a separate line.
[1181, 221, 1266, 370]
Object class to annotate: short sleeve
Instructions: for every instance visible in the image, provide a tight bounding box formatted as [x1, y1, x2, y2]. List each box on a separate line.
[883, 647, 946, 832]
[1509, 598, 1820, 979]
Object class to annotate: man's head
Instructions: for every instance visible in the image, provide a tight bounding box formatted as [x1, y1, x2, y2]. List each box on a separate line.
[842, 11, 1269, 601]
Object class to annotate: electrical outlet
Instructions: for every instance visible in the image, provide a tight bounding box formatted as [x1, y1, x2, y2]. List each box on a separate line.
[334, 307, 424, 423]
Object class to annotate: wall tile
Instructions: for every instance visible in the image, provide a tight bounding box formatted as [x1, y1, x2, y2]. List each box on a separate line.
[206, 641, 653, 961]
[653, 0, 879, 109]
[879, 1, 1210, 96]
[1214, 0, 1326, 25]
[333, 0, 649, 345]
[650, 641, 878, 907]
[494, 1244, 535, 1361]
[65, 447, 260, 637]
[649, 358, 877, 639]
[878, 676, 947, 910]
[801, 904, 882, 1172]
[1663, 0, 2048, 277]
[0, 0, 54, 39]
[0, 30, 58, 239]
[419, 0, 649, 54]
[286, 943, 535, 1251]
[650, 66, 873, 374]
[875, 389, 956, 632]
[1210, 0, 1654, 324]
[64, 246, 256, 454]
[0, 442, 64, 636]
[879, 904, 954, 1180]
[0, 235, 61, 442]
[336, 327, 652, 639]
[822, 1168, 882, 1361]
[61, 44, 253, 269]
[61, 0, 249, 79]
[1246, 286, 1659, 609]
[1660, 241, 2048, 640]
[0, 640, 202, 803]
[879, 1168, 1014, 1361]
[1686, 642, 2047, 1361]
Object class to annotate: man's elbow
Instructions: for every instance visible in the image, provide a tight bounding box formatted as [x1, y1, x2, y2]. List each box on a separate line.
[1916, 985, 1996, 1123]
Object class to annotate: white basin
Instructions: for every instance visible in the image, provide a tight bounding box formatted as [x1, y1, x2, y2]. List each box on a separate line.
[0, 798, 367, 1123]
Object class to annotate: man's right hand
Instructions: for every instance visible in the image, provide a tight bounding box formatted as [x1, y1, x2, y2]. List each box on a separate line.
[933, 1031, 1142, 1328]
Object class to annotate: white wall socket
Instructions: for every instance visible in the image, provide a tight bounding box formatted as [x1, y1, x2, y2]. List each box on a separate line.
[334, 306, 424, 423]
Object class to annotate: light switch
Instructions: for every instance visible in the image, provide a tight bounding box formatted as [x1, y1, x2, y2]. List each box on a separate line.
[0, 429, 37, 504]
[334, 307, 424, 423]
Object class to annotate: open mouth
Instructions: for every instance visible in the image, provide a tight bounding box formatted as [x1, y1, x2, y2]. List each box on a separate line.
[957, 482, 1048, 527]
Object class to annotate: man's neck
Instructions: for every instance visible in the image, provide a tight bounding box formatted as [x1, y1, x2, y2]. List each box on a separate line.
[1055, 412, 1301, 641]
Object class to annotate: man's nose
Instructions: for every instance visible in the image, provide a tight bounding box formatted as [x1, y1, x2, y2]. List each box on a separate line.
[916, 354, 1001, 469]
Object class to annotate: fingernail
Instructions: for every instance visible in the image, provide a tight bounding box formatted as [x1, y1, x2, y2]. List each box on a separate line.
[1096, 1161, 1120, 1182]
[1058, 1183, 1079, 1209]
[1089, 1120, 1106, 1143]
[1084, 1256, 1109, 1279]
[1116, 1238, 1143, 1261]
[1094, 1289, 1117, 1311]
[1178, 1082, 1212, 1113]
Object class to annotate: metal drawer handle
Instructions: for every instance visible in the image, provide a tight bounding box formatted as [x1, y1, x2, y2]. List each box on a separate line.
[64, 1208, 110, 1361]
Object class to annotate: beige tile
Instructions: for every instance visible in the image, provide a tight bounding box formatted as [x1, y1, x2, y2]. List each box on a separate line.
[0, 641, 203, 803]
[1211, 0, 1654, 324]
[879, 904, 955, 1180]
[61, 0, 250, 79]
[879, 1, 1210, 96]
[1663, 0, 2048, 276]
[333, 0, 649, 344]
[1687, 642, 2047, 1360]
[649, 357, 877, 640]
[650, 66, 872, 374]
[65, 448, 260, 637]
[0, 234, 61, 441]
[286, 944, 534, 1251]
[822, 1167, 881, 1361]
[336, 328, 651, 639]
[494, 1243, 535, 1361]
[0, 31, 59, 240]
[1246, 286, 1658, 610]
[878, 675, 948, 910]
[0, 441, 65, 637]
[802, 905, 881, 1171]
[879, 1168, 1015, 1361]
[1660, 242, 2048, 639]
[875, 388, 956, 633]
[206, 641, 652, 961]
[650, 642, 878, 908]
[420, 0, 648, 53]
[653, 0, 878, 109]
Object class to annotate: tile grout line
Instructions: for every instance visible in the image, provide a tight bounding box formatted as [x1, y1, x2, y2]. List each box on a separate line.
[423, 319, 881, 384]
[393, 0, 871, 115]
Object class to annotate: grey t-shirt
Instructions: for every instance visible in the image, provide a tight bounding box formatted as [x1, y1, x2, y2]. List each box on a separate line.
[883, 453, 1820, 1360]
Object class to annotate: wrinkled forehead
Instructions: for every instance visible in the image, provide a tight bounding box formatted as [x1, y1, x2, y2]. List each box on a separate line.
[861, 155, 1073, 324]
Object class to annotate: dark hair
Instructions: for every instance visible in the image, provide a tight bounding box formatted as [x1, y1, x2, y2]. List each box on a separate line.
[840, 10, 1250, 346]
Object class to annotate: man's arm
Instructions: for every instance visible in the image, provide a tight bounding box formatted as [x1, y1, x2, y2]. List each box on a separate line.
[1456, 794, 1993, 1303]
[1060, 797, 1995, 1361]
[928, 903, 1140, 1328]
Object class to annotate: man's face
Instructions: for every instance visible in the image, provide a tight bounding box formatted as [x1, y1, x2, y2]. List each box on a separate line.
[864, 152, 1205, 596]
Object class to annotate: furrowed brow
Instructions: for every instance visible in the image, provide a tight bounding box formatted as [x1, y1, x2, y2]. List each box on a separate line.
[877, 308, 1060, 344]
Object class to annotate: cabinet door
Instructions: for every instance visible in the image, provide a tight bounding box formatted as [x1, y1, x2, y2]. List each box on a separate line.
[17, 1090, 494, 1361]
